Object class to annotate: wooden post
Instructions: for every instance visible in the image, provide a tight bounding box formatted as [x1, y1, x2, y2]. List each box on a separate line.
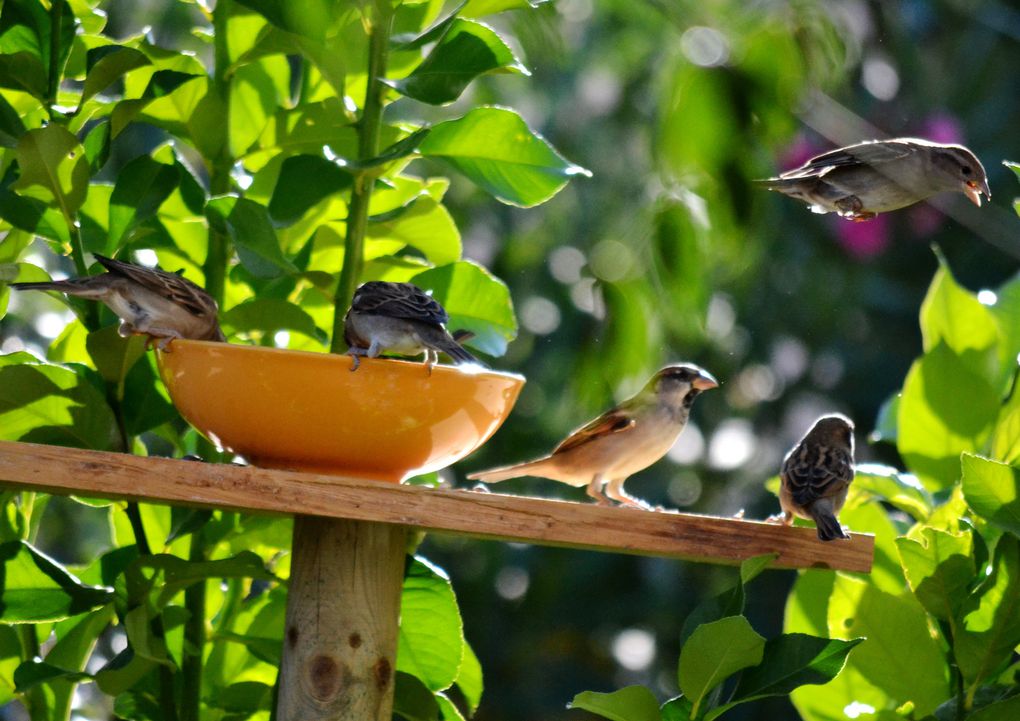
[276, 516, 407, 721]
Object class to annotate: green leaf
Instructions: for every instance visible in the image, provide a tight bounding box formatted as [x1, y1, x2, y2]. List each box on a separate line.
[369, 197, 462, 266]
[210, 680, 274, 712]
[125, 551, 275, 609]
[393, 671, 441, 721]
[0, 52, 47, 99]
[0, 540, 114, 622]
[120, 352, 177, 436]
[37, 605, 117, 720]
[418, 106, 590, 207]
[896, 342, 999, 491]
[13, 660, 89, 692]
[919, 253, 999, 377]
[568, 686, 661, 721]
[386, 19, 527, 105]
[462, 0, 545, 17]
[411, 261, 517, 356]
[0, 353, 120, 450]
[967, 694, 1020, 721]
[13, 125, 90, 223]
[398, 557, 464, 693]
[85, 326, 147, 385]
[267, 154, 352, 226]
[222, 298, 327, 343]
[954, 534, 1020, 689]
[677, 616, 765, 718]
[895, 526, 975, 621]
[82, 120, 111, 174]
[229, 55, 289, 158]
[454, 641, 483, 714]
[660, 696, 693, 721]
[206, 196, 297, 278]
[716, 634, 862, 718]
[853, 463, 932, 520]
[990, 378, 1020, 466]
[961, 454, 1020, 536]
[826, 574, 949, 715]
[0, 92, 26, 147]
[0, 181, 72, 243]
[107, 153, 180, 249]
[232, 0, 339, 40]
[94, 647, 156, 696]
[81, 45, 151, 106]
[0, 0, 75, 99]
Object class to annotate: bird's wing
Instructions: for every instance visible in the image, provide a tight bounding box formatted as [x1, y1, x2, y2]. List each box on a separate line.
[553, 407, 636, 454]
[353, 282, 449, 325]
[781, 140, 917, 178]
[93, 255, 215, 317]
[784, 445, 854, 507]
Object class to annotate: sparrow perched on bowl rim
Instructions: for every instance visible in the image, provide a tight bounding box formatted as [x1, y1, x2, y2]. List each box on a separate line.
[467, 364, 718, 509]
[774, 413, 855, 541]
[343, 280, 481, 373]
[757, 138, 990, 221]
[11, 253, 224, 350]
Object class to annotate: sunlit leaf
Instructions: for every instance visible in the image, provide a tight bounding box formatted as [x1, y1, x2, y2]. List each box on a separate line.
[368, 197, 461, 266]
[386, 20, 527, 105]
[961, 454, 1020, 536]
[107, 153, 180, 250]
[206, 196, 297, 278]
[13, 125, 90, 222]
[677, 616, 765, 717]
[0, 353, 120, 450]
[81, 45, 151, 106]
[826, 575, 949, 716]
[398, 557, 464, 693]
[418, 106, 590, 207]
[897, 342, 998, 491]
[895, 526, 975, 621]
[568, 686, 660, 721]
[0, 540, 114, 623]
[412, 260, 516, 356]
[222, 298, 327, 343]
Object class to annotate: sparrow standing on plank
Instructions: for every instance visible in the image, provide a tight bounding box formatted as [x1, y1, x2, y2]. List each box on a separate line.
[757, 138, 990, 221]
[11, 254, 224, 350]
[468, 364, 718, 509]
[344, 280, 481, 372]
[775, 414, 855, 541]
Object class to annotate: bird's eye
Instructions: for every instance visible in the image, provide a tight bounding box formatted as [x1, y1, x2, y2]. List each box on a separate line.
[961, 166, 972, 176]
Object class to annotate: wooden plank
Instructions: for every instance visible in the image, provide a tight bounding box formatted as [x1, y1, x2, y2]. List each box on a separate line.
[0, 440, 873, 572]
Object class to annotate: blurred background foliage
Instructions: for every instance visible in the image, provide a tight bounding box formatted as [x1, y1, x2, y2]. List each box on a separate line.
[0, 0, 1019, 720]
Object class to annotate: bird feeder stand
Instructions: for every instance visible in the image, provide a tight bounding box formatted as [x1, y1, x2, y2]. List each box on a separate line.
[0, 441, 873, 720]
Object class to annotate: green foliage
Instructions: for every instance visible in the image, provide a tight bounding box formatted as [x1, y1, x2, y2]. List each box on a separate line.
[571, 555, 861, 720]
[0, 0, 590, 718]
[786, 252, 1020, 721]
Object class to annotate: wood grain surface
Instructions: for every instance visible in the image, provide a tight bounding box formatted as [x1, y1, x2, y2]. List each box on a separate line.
[0, 441, 873, 572]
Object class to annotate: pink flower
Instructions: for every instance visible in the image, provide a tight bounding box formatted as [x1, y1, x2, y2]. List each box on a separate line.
[832, 212, 890, 260]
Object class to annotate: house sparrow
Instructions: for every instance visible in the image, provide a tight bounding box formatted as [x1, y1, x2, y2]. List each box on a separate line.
[344, 280, 481, 372]
[467, 364, 718, 509]
[775, 414, 855, 541]
[757, 138, 990, 221]
[11, 254, 224, 349]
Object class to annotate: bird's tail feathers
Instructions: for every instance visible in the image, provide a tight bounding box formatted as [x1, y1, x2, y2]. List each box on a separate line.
[812, 510, 850, 542]
[467, 458, 550, 483]
[442, 337, 486, 367]
[9, 279, 105, 297]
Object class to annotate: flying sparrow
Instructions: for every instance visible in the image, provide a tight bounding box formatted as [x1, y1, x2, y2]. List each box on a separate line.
[467, 364, 718, 509]
[11, 254, 224, 350]
[757, 138, 990, 221]
[344, 280, 481, 372]
[775, 414, 855, 541]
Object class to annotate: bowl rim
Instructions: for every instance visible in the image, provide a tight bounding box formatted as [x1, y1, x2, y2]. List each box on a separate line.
[157, 339, 527, 383]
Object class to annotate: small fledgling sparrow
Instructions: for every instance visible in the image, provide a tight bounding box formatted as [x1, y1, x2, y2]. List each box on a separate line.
[343, 280, 480, 372]
[757, 138, 990, 221]
[467, 364, 718, 509]
[775, 414, 855, 541]
[11, 254, 224, 350]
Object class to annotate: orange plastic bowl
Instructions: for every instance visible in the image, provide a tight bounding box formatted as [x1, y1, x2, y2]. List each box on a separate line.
[156, 340, 524, 482]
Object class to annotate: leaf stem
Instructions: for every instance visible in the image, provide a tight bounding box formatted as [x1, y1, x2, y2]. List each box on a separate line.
[329, 0, 394, 353]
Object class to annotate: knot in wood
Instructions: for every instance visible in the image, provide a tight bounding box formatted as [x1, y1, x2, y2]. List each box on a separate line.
[307, 654, 347, 702]
[373, 657, 392, 690]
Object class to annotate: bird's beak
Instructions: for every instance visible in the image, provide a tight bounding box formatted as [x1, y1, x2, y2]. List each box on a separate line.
[692, 370, 719, 391]
[963, 179, 991, 207]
